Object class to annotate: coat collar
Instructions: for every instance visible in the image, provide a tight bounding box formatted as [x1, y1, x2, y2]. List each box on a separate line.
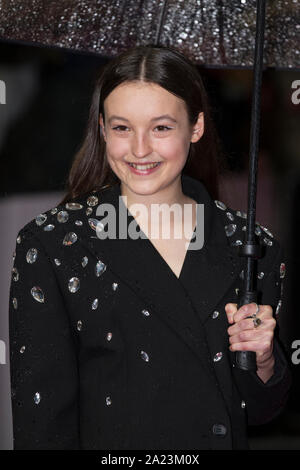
[76, 174, 244, 376]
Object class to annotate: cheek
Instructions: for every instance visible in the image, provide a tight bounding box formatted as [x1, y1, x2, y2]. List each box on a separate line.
[106, 138, 128, 159]
[156, 136, 189, 161]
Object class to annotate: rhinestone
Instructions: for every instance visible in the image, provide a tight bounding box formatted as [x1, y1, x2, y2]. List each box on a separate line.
[88, 218, 104, 231]
[95, 260, 107, 277]
[12, 251, 16, 262]
[86, 207, 93, 216]
[44, 224, 55, 231]
[241, 400, 246, 409]
[226, 211, 235, 221]
[242, 225, 246, 231]
[212, 310, 219, 319]
[65, 202, 83, 210]
[263, 237, 273, 246]
[12, 267, 19, 281]
[82, 256, 88, 267]
[240, 270, 244, 279]
[31, 286, 45, 303]
[225, 224, 237, 237]
[57, 210, 69, 223]
[92, 298, 99, 310]
[215, 200, 226, 210]
[280, 263, 286, 279]
[141, 350, 149, 362]
[257, 272, 264, 279]
[106, 332, 112, 341]
[26, 248, 38, 264]
[35, 213, 47, 226]
[68, 277, 80, 293]
[34, 392, 41, 404]
[276, 300, 282, 317]
[12, 297, 18, 309]
[16, 235, 21, 244]
[142, 309, 150, 316]
[236, 210, 247, 219]
[50, 207, 58, 214]
[261, 225, 273, 238]
[112, 282, 118, 291]
[255, 225, 262, 236]
[75, 220, 83, 226]
[235, 288, 239, 295]
[87, 195, 98, 206]
[20, 346, 26, 354]
[63, 232, 78, 245]
[213, 352, 223, 362]
[106, 396, 112, 406]
[231, 239, 242, 246]
[54, 258, 61, 266]
[77, 320, 82, 331]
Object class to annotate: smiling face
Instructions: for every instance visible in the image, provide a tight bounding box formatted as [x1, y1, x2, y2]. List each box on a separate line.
[99, 81, 204, 201]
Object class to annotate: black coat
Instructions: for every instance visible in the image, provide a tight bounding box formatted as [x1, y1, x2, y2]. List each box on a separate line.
[9, 174, 292, 450]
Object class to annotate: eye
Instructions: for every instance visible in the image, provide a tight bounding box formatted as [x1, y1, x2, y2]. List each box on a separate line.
[154, 125, 173, 132]
[112, 125, 129, 132]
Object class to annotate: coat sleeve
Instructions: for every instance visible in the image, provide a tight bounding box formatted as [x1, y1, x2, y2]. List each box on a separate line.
[9, 227, 80, 449]
[231, 242, 292, 426]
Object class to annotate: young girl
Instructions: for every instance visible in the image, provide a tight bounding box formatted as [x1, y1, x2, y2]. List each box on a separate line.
[9, 45, 291, 450]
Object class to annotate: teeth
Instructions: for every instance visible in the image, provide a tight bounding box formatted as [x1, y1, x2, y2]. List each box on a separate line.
[129, 162, 160, 170]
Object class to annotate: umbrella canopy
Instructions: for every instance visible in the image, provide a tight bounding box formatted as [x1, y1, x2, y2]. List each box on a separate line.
[0, 0, 299, 69]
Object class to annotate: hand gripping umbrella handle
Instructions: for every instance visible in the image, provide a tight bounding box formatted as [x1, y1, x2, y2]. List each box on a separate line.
[234, 289, 257, 371]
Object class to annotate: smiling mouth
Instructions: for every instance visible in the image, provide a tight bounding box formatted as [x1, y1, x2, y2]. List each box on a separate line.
[126, 162, 162, 170]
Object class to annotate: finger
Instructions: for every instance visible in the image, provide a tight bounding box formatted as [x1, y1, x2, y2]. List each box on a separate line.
[225, 303, 238, 324]
[227, 315, 276, 336]
[229, 328, 267, 345]
[229, 338, 273, 352]
[233, 302, 264, 323]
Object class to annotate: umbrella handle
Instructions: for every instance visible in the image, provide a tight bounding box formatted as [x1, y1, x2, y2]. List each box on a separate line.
[234, 290, 258, 371]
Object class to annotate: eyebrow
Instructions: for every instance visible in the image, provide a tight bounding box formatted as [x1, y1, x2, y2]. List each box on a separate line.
[108, 114, 178, 124]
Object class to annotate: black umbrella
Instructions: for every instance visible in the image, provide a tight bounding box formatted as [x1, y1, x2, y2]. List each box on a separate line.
[1, 0, 299, 370]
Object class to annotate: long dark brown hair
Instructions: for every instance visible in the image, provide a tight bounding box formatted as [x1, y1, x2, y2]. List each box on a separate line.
[59, 44, 226, 204]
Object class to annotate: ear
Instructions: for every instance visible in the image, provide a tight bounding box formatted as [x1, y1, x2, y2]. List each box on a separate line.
[99, 113, 106, 141]
[190, 112, 204, 143]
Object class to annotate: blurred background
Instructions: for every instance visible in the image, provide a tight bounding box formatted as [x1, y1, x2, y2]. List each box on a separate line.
[0, 37, 299, 449]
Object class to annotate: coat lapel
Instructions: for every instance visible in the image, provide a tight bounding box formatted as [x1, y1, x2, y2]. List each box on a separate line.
[77, 174, 243, 378]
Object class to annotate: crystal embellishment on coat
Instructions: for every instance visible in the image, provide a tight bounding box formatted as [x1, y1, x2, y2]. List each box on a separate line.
[57, 211, 69, 223]
[141, 350, 149, 362]
[236, 210, 247, 219]
[231, 240, 242, 246]
[106, 332, 112, 341]
[213, 352, 223, 362]
[226, 211, 235, 221]
[63, 232, 78, 245]
[20, 346, 26, 354]
[54, 258, 61, 266]
[12, 267, 19, 281]
[275, 300, 282, 317]
[12, 297, 18, 309]
[241, 400, 246, 408]
[77, 320, 82, 331]
[75, 220, 83, 226]
[212, 310, 219, 319]
[88, 218, 104, 232]
[263, 237, 273, 246]
[225, 224, 237, 237]
[34, 392, 41, 404]
[142, 309, 150, 316]
[86, 207, 93, 216]
[92, 298, 98, 310]
[87, 195, 98, 206]
[280, 263, 286, 279]
[112, 282, 118, 291]
[44, 224, 55, 231]
[214, 200, 226, 210]
[95, 260, 107, 277]
[50, 207, 58, 214]
[31, 286, 45, 303]
[35, 213, 47, 226]
[65, 202, 83, 210]
[261, 225, 273, 238]
[68, 277, 80, 293]
[16, 235, 21, 244]
[106, 396, 112, 406]
[257, 272, 264, 279]
[82, 256, 88, 267]
[26, 248, 38, 264]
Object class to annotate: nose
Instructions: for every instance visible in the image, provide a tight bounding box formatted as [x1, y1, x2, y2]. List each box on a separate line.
[131, 131, 152, 159]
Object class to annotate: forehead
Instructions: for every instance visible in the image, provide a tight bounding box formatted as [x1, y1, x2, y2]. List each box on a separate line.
[103, 81, 185, 118]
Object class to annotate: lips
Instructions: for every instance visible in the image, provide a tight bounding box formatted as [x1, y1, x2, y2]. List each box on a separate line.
[126, 162, 161, 170]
